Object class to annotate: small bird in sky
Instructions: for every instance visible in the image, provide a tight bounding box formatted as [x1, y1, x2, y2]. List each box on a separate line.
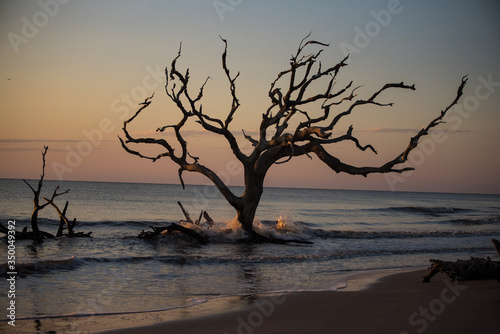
[7, 78, 11, 81]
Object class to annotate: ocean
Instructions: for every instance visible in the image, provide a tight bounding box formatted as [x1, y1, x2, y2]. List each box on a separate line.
[1, 178, 499, 322]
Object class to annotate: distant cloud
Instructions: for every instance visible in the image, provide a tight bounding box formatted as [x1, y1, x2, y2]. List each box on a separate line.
[0, 139, 76, 152]
[0, 138, 70, 144]
[360, 127, 474, 134]
[0, 138, 115, 143]
[0, 138, 113, 153]
[0, 147, 66, 152]
[361, 127, 417, 133]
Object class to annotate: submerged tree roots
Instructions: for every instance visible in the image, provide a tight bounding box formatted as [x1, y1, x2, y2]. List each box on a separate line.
[137, 201, 313, 245]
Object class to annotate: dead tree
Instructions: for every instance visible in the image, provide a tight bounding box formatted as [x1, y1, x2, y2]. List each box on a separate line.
[120, 34, 467, 242]
[23, 146, 69, 239]
[12, 146, 91, 239]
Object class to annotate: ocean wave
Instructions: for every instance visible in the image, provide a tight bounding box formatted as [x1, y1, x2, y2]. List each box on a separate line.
[374, 206, 474, 216]
[2, 244, 494, 278]
[3, 296, 208, 322]
[201, 246, 494, 264]
[79, 254, 192, 264]
[89, 220, 175, 227]
[0, 257, 80, 277]
[90, 218, 500, 241]
[3, 217, 498, 243]
[0, 255, 194, 277]
[312, 229, 500, 239]
[451, 217, 500, 225]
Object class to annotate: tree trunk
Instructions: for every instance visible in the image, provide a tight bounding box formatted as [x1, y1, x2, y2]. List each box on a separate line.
[30, 207, 40, 235]
[237, 170, 264, 238]
[236, 169, 311, 244]
[237, 199, 260, 235]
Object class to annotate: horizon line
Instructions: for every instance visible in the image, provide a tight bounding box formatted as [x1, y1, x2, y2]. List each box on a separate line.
[3, 177, 499, 196]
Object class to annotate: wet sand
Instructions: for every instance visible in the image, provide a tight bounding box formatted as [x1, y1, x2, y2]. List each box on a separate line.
[101, 269, 500, 334]
[5, 269, 499, 333]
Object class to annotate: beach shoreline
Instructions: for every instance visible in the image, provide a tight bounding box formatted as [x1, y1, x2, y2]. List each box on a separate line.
[98, 268, 500, 334]
[5, 268, 498, 333]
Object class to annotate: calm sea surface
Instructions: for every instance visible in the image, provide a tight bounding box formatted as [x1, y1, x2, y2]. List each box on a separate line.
[1, 178, 499, 320]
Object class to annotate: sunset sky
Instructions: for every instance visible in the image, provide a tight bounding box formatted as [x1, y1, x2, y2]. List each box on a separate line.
[1, 0, 499, 194]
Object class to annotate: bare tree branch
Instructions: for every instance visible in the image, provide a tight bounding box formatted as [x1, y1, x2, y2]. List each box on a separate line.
[23, 145, 49, 195]
[220, 36, 241, 129]
[120, 92, 241, 209]
[40, 186, 70, 210]
[303, 76, 468, 177]
[242, 129, 258, 147]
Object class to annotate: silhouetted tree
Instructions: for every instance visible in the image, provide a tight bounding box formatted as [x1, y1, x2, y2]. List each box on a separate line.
[120, 34, 467, 242]
[16, 146, 92, 239]
[22, 146, 69, 238]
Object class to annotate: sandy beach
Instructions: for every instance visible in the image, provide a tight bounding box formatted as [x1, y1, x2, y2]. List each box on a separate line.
[96, 269, 499, 334]
[7, 268, 498, 334]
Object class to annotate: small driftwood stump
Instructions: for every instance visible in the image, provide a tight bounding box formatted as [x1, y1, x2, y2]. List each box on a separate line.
[422, 239, 500, 283]
[137, 202, 212, 243]
[138, 222, 208, 244]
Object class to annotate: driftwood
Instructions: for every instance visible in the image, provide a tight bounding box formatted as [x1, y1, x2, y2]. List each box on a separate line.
[175, 202, 311, 244]
[177, 201, 193, 223]
[139, 202, 312, 245]
[138, 202, 209, 243]
[0, 221, 91, 240]
[138, 223, 208, 244]
[0, 223, 54, 240]
[493, 238, 500, 256]
[203, 211, 214, 227]
[422, 239, 500, 283]
[177, 201, 214, 227]
[55, 200, 71, 237]
[43, 198, 92, 238]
